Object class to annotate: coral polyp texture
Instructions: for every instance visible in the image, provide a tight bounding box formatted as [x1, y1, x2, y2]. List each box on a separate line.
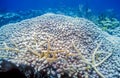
[0, 13, 120, 78]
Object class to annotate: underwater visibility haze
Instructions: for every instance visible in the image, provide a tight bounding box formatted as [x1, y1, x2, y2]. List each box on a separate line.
[0, 0, 120, 78]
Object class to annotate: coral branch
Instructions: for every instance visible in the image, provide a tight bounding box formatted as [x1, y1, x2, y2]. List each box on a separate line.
[95, 52, 112, 67]
[72, 40, 112, 78]
[0, 48, 20, 52]
[72, 40, 91, 65]
[92, 65, 105, 78]
[26, 38, 67, 63]
[0, 42, 20, 52]
[0, 55, 14, 59]
[91, 41, 105, 78]
[26, 45, 42, 58]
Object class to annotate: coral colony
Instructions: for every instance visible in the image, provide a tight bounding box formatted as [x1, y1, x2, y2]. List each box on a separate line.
[0, 39, 112, 78]
[0, 13, 120, 78]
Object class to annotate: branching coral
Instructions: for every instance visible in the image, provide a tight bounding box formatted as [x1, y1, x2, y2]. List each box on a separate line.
[72, 40, 113, 78]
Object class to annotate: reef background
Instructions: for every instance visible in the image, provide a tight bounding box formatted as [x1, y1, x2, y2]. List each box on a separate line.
[0, 0, 120, 36]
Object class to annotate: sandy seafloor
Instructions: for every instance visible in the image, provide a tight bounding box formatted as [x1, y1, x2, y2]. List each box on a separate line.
[0, 13, 120, 78]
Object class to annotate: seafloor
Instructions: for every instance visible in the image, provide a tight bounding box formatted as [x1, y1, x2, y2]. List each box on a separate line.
[0, 13, 120, 78]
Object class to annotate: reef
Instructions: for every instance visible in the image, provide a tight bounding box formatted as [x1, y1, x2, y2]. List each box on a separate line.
[0, 13, 120, 78]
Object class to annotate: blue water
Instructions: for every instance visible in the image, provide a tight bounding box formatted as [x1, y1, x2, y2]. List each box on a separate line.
[0, 0, 120, 13]
[0, 0, 120, 27]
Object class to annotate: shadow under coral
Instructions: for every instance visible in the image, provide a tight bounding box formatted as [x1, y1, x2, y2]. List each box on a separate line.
[0, 59, 74, 78]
